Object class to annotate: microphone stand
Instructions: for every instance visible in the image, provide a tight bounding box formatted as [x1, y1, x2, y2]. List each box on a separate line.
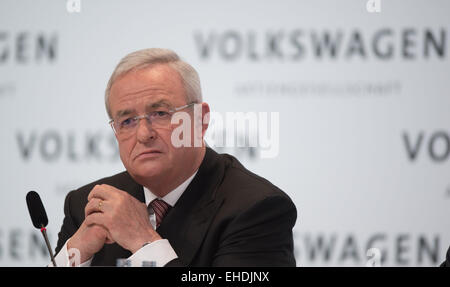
[41, 224, 57, 267]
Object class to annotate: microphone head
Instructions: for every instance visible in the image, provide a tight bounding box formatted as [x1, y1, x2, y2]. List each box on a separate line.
[26, 191, 49, 229]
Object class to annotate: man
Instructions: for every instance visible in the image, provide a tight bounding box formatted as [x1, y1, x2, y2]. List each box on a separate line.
[53, 48, 297, 266]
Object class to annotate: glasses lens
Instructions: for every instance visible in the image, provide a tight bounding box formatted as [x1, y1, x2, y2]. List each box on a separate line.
[149, 111, 171, 127]
[113, 116, 137, 135]
[110, 104, 196, 136]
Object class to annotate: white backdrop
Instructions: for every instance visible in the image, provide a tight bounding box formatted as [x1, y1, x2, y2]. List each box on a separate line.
[0, 0, 449, 266]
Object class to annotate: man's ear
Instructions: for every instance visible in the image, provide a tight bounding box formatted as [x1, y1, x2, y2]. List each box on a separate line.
[201, 102, 210, 138]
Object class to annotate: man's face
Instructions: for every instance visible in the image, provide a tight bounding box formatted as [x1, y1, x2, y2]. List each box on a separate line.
[108, 64, 196, 183]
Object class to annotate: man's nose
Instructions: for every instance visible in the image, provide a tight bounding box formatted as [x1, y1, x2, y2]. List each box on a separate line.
[136, 117, 156, 143]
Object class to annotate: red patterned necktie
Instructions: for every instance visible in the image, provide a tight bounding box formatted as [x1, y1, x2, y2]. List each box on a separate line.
[150, 199, 171, 228]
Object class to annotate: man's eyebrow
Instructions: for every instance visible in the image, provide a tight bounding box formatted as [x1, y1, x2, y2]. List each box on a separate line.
[115, 109, 135, 118]
[114, 100, 172, 118]
[146, 100, 173, 109]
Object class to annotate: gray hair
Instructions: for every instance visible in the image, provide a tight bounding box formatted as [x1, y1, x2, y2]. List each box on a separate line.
[105, 48, 202, 119]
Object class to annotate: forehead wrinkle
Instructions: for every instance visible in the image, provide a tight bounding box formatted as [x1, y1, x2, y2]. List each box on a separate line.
[121, 86, 170, 99]
[110, 66, 186, 118]
[114, 87, 173, 109]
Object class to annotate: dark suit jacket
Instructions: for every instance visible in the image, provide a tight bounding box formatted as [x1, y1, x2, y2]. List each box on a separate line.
[55, 147, 297, 266]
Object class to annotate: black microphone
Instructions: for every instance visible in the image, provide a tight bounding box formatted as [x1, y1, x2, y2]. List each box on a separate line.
[26, 191, 57, 267]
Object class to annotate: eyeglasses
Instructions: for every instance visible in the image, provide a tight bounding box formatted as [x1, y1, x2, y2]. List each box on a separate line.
[109, 102, 196, 138]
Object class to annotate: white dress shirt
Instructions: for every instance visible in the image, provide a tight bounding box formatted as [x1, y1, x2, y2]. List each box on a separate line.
[52, 170, 198, 267]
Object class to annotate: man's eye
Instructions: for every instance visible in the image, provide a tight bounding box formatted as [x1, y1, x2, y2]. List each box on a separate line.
[120, 118, 135, 127]
[153, 111, 170, 117]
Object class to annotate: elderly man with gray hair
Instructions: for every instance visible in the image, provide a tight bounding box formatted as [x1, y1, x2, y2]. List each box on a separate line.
[52, 48, 297, 267]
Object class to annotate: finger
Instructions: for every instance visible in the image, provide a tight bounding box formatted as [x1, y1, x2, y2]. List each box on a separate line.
[105, 235, 115, 244]
[85, 197, 107, 218]
[85, 212, 109, 230]
[87, 185, 103, 202]
[87, 184, 114, 202]
[87, 184, 125, 201]
[102, 226, 114, 244]
[90, 224, 114, 244]
[87, 184, 111, 201]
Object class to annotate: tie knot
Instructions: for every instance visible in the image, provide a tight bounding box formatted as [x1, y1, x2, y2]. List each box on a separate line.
[150, 199, 171, 228]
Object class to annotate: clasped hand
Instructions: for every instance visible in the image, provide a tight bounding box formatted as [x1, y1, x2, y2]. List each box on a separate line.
[68, 184, 161, 263]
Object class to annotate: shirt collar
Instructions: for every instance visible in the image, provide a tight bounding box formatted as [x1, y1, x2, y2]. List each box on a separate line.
[143, 170, 198, 207]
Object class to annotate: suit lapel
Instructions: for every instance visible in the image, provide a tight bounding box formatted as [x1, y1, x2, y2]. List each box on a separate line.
[157, 148, 225, 265]
[123, 172, 145, 203]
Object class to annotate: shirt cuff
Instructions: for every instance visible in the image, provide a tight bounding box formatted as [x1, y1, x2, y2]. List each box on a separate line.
[127, 239, 178, 267]
[50, 240, 93, 267]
